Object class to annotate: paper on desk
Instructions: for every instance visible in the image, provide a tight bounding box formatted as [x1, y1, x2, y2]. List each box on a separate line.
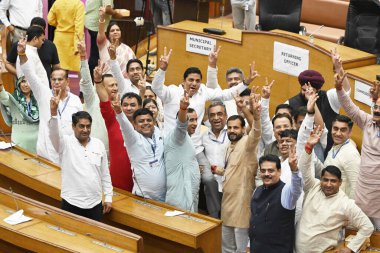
[0, 141, 15, 150]
[4, 209, 32, 225]
[164, 210, 185, 217]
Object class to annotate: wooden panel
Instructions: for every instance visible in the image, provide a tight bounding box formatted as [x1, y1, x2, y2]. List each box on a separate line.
[0, 72, 15, 134]
[0, 145, 222, 253]
[0, 187, 142, 253]
[156, 20, 377, 147]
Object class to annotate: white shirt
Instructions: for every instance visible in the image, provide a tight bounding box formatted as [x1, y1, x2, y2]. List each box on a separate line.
[16, 45, 49, 88]
[152, 68, 247, 154]
[280, 157, 304, 223]
[296, 112, 328, 174]
[0, 0, 42, 28]
[48, 117, 112, 209]
[20, 60, 82, 164]
[80, 60, 109, 156]
[202, 128, 230, 192]
[116, 112, 166, 202]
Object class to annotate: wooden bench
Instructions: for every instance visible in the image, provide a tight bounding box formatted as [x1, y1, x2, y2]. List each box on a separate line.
[0, 145, 222, 253]
[0, 187, 143, 253]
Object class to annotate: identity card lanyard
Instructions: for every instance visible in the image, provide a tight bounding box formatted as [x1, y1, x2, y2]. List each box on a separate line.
[52, 91, 70, 119]
[26, 101, 32, 117]
[146, 133, 158, 167]
[332, 139, 350, 159]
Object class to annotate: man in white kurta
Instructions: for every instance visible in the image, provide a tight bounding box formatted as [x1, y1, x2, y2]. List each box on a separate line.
[165, 95, 200, 211]
[296, 131, 373, 253]
[19, 39, 82, 164]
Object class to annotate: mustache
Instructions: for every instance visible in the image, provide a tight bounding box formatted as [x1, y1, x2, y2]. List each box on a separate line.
[262, 175, 272, 179]
[374, 112, 380, 116]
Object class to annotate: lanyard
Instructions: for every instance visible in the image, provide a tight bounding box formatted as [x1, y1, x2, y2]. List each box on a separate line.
[209, 130, 227, 144]
[145, 133, 157, 159]
[332, 140, 350, 159]
[26, 101, 32, 116]
[224, 145, 235, 169]
[58, 95, 70, 119]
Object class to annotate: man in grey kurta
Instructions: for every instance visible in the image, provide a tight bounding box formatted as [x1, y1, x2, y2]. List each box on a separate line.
[164, 93, 200, 211]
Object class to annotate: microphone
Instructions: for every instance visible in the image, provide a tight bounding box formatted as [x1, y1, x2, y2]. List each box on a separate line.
[9, 187, 19, 211]
[131, 167, 162, 211]
[308, 25, 325, 43]
[132, 167, 147, 202]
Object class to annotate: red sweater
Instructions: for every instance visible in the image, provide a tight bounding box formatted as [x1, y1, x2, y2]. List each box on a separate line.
[100, 101, 133, 191]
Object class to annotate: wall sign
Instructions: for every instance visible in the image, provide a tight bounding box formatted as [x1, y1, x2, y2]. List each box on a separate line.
[186, 34, 216, 56]
[273, 41, 309, 77]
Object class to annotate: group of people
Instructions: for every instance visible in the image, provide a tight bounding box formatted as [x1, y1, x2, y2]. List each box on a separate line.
[1, 2, 380, 253]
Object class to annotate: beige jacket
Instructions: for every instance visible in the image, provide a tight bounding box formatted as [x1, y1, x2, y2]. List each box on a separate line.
[221, 119, 261, 228]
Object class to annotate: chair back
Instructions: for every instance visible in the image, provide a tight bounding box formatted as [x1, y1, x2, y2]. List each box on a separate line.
[258, 0, 303, 33]
[344, 0, 380, 58]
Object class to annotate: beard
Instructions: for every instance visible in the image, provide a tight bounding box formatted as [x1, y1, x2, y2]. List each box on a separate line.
[228, 132, 243, 142]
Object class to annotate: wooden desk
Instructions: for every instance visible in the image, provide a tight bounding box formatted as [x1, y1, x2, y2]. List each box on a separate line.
[0, 187, 142, 253]
[0, 72, 16, 134]
[0, 146, 222, 253]
[157, 20, 377, 146]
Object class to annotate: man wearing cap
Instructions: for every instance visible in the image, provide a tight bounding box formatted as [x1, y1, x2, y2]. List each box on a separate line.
[286, 51, 351, 153]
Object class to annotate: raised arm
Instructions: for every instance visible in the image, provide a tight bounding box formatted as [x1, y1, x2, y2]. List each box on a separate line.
[78, 38, 96, 107]
[261, 78, 275, 145]
[151, 47, 173, 102]
[97, 7, 108, 48]
[206, 45, 221, 89]
[108, 41, 129, 95]
[48, 89, 64, 153]
[173, 91, 190, 145]
[112, 93, 140, 146]
[305, 87, 324, 130]
[331, 48, 350, 92]
[335, 72, 369, 129]
[207, 62, 259, 101]
[94, 61, 109, 102]
[18, 36, 46, 100]
[300, 126, 323, 192]
[234, 91, 253, 128]
[281, 146, 303, 210]
[296, 92, 319, 155]
[246, 90, 262, 151]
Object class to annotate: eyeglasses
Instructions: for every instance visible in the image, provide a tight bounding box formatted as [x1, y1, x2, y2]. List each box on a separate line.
[373, 104, 380, 110]
[51, 78, 64, 82]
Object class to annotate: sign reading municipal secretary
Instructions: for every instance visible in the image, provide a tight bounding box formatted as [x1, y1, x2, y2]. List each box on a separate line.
[186, 34, 216, 56]
[273, 41, 309, 77]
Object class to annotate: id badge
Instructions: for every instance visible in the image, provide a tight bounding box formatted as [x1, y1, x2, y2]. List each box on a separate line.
[149, 159, 159, 168]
